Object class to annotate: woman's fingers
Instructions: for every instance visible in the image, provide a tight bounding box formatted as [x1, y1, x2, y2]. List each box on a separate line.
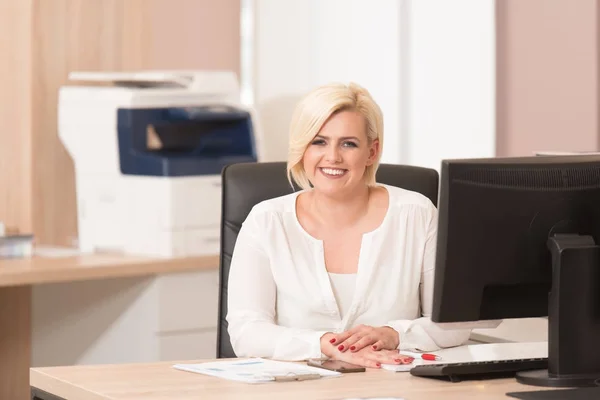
[370, 336, 397, 352]
[371, 339, 386, 351]
[332, 325, 401, 354]
[331, 325, 401, 353]
[338, 326, 374, 351]
[352, 355, 382, 369]
[378, 348, 400, 356]
[329, 330, 353, 349]
[335, 326, 369, 351]
[365, 350, 414, 365]
[338, 333, 370, 352]
[350, 335, 378, 352]
[370, 351, 400, 364]
[378, 349, 414, 364]
[331, 346, 413, 369]
[332, 350, 381, 369]
[330, 326, 363, 347]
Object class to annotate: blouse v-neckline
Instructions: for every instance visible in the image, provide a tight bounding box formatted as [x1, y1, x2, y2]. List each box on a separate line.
[291, 187, 392, 327]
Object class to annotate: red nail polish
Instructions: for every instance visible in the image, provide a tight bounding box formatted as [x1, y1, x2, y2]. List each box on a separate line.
[372, 345, 377, 350]
[395, 359, 401, 362]
[338, 345, 344, 351]
[376, 362, 381, 367]
[329, 338, 336, 343]
[350, 346, 356, 351]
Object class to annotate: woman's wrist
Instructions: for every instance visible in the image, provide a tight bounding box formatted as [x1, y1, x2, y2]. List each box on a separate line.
[319, 332, 337, 357]
[380, 326, 400, 349]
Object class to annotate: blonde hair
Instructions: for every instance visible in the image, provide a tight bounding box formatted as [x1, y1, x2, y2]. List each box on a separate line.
[286, 82, 384, 190]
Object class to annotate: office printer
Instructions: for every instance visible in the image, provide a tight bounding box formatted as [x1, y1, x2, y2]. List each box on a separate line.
[59, 71, 261, 257]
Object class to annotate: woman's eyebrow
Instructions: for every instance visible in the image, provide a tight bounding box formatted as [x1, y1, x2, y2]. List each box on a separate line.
[315, 135, 360, 142]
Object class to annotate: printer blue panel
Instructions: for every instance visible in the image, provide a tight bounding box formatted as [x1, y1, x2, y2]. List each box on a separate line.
[117, 107, 258, 176]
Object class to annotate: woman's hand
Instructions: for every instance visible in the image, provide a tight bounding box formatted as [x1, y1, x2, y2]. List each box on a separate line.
[330, 324, 399, 353]
[332, 346, 413, 369]
[320, 332, 338, 358]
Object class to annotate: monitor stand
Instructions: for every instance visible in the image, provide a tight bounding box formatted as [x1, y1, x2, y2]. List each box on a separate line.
[516, 234, 600, 388]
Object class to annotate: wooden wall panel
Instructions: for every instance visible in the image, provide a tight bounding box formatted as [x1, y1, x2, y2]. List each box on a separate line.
[146, 0, 241, 72]
[24, 0, 239, 246]
[31, 0, 147, 246]
[0, 0, 33, 235]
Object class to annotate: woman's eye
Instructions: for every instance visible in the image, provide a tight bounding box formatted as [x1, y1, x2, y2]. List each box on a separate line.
[343, 141, 358, 148]
[311, 139, 326, 145]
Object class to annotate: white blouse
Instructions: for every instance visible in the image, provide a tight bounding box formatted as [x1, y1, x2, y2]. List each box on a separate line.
[328, 273, 357, 319]
[226, 184, 471, 361]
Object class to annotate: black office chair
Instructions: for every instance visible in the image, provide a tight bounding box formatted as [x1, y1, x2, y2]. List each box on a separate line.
[216, 161, 439, 358]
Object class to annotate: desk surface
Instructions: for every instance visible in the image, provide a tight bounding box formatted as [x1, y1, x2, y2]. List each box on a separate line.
[472, 318, 548, 344]
[0, 253, 219, 287]
[31, 343, 551, 400]
[30, 358, 551, 400]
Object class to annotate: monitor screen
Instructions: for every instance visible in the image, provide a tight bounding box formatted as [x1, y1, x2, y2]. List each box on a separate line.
[431, 154, 600, 323]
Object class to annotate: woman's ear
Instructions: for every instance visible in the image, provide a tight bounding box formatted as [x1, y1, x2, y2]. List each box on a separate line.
[366, 139, 380, 166]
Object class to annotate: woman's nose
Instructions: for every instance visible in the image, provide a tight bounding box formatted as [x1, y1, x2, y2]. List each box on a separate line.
[326, 145, 342, 162]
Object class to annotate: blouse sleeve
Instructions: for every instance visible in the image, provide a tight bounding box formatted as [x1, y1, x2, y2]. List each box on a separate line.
[385, 203, 472, 351]
[226, 208, 329, 360]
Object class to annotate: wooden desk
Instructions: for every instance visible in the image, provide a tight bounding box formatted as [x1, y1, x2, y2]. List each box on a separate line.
[30, 358, 551, 400]
[0, 253, 219, 400]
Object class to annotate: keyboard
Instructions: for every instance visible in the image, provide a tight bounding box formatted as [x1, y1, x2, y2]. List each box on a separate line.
[410, 358, 548, 382]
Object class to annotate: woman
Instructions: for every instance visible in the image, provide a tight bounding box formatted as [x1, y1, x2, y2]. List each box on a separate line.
[226, 82, 470, 368]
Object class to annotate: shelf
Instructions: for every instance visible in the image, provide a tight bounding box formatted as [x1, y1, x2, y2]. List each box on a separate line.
[0, 253, 220, 287]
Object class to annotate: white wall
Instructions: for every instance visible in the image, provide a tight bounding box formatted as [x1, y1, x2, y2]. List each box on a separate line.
[251, 0, 495, 170]
[404, 0, 496, 170]
[253, 0, 403, 163]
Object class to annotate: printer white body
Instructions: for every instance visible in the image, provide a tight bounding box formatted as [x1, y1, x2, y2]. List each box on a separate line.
[58, 71, 261, 257]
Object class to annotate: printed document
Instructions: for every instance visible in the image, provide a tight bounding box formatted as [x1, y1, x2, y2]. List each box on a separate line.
[174, 358, 342, 384]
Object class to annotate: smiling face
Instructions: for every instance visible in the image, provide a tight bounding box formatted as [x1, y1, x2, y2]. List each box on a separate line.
[301, 109, 380, 197]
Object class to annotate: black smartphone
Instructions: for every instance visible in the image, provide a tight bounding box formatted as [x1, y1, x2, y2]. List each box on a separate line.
[307, 359, 366, 373]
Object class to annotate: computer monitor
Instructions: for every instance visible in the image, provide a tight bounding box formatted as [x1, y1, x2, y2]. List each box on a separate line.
[432, 154, 600, 388]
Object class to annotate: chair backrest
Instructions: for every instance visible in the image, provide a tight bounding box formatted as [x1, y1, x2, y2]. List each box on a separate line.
[216, 162, 439, 358]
